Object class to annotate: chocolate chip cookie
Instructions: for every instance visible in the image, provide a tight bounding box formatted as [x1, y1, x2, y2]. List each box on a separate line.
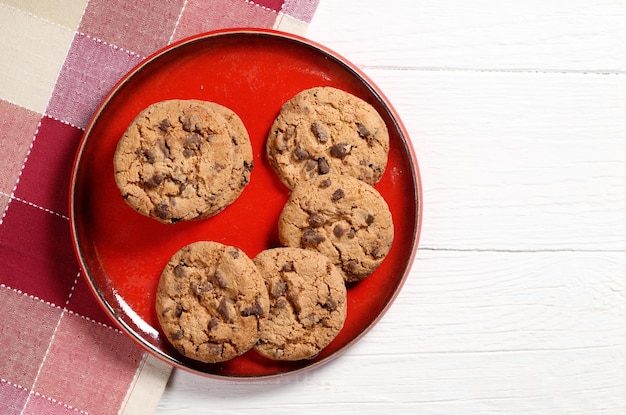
[253, 247, 347, 360]
[278, 174, 394, 283]
[266, 86, 389, 189]
[155, 241, 269, 363]
[113, 99, 253, 224]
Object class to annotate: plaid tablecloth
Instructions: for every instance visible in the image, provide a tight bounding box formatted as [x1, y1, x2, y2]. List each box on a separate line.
[0, 1, 318, 413]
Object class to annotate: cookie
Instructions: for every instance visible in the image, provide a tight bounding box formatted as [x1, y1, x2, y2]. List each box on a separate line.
[266, 86, 389, 189]
[253, 247, 347, 360]
[278, 174, 394, 283]
[155, 241, 269, 363]
[114, 99, 253, 224]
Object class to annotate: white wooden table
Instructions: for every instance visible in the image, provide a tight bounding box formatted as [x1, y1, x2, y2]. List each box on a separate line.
[156, 1, 626, 413]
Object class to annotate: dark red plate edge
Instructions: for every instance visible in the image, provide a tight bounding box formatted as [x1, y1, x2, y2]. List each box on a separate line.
[68, 28, 424, 380]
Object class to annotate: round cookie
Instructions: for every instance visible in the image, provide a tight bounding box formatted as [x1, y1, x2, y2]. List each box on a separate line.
[278, 174, 394, 283]
[114, 99, 253, 224]
[266, 86, 389, 189]
[253, 247, 347, 361]
[156, 241, 269, 363]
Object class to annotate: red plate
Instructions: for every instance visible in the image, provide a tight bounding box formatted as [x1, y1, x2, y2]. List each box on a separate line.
[69, 29, 422, 378]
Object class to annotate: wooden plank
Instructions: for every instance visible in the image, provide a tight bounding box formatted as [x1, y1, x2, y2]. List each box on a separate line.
[307, 0, 626, 72]
[363, 69, 626, 251]
[365, 250, 626, 354]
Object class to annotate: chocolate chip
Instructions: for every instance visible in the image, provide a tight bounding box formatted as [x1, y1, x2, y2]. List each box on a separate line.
[191, 283, 202, 296]
[241, 304, 263, 317]
[294, 147, 309, 161]
[206, 343, 224, 356]
[145, 173, 166, 189]
[302, 229, 325, 247]
[179, 181, 197, 194]
[241, 295, 265, 317]
[144, 149, 157, 164]
[333, 225, 345, 238]
[174, 303, 183, 318]
[318, 157, 330, 174]
[217, 297, 234, 322]
[182, 134, 201, 158]
[272, 280, 288, 298]
[330, 142, 350, 159]
[311, 122, 329, 143]
[241, 174, 250, 186]
[158, 118, 171, 131]
[285, 124, 296, 140]
[280, 262, 295, 273]
[183, 132, 202, 149]
[241, 161, 253, 185]
[275, 298, 287, 309]
[319, 178, 332, 188]
[208, 317, 219, 330]
[214, 270, 228, 288]
[305, 159, 317, 171]
[243, 160, 254, 172]
[229, 249, 240, 259]
[286, 288, 300, 303]
[366, 213, 375, 225]
[308, 213, 325, 228]
[324, 296, 338, 311]
[359, 160, 384, 178]
[155, 201, 170, 219]
[192, 281, 213, 297]
[371, 246, 385, 259]
[173, 264, 186, 278]
[181, 117, 192, 132]
[356, 122, 374, 144]
[170, 329, 184, 340]
[345, 260, 359, 275]
[347, 228, 356, 238]
[331, 188, 345, 201]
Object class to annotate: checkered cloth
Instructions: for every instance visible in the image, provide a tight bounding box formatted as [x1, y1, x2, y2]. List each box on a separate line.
[0, 1, 318, 413]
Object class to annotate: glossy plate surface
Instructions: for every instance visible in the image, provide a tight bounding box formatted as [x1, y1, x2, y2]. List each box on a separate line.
[69, 29, 422, 378]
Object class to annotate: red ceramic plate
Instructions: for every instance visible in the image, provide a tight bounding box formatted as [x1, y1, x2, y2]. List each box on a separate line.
[69, 29, 422, 378]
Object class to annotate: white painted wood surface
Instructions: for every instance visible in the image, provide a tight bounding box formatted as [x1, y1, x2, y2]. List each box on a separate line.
[156, 1, 626, 413]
